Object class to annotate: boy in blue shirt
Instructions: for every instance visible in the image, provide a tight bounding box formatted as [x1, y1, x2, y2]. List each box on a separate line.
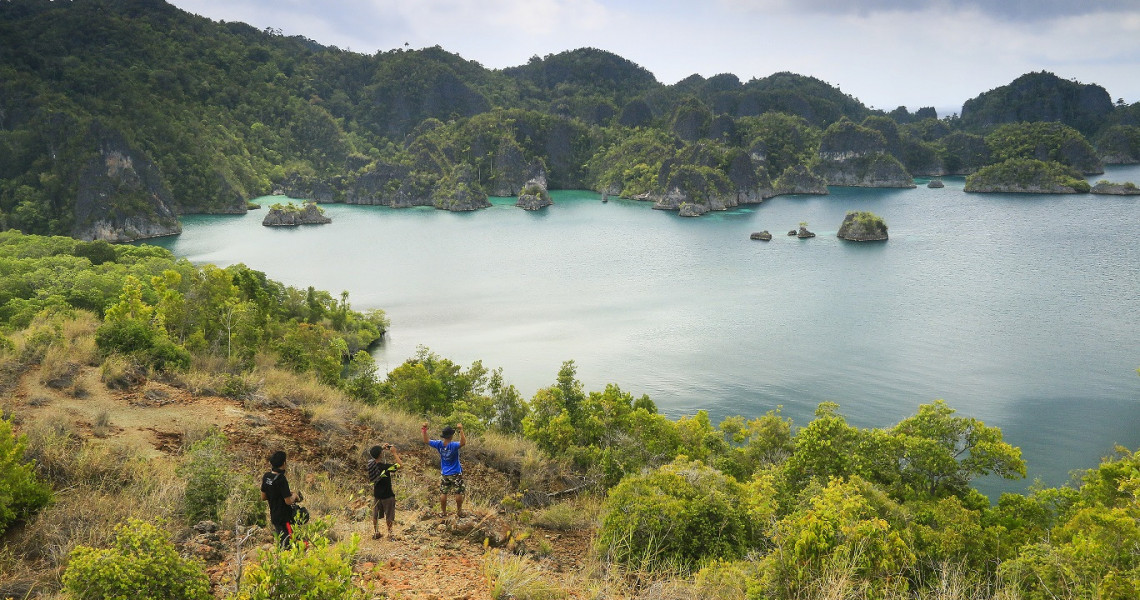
[421, 422, 466, 518]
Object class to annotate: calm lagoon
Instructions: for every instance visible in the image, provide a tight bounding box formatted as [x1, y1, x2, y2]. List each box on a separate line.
[148, 165, 1140, 496]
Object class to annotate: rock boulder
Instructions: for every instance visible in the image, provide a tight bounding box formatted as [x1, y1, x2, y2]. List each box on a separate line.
[262, 202, 332, 226]
[837, 211, 889, 241]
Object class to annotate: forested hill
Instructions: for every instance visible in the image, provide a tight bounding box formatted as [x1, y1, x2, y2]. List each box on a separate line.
[2, 0, 1139, 242]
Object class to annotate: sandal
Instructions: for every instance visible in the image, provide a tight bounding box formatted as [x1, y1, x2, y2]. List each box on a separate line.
[372, 531, 382, 540]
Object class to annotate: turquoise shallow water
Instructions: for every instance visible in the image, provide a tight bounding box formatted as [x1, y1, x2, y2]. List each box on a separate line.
[148, 165, 1140, 496]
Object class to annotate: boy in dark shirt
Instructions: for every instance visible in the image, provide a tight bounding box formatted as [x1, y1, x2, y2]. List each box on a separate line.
[260, 450, 302, 548]
[367, 443, 401, 539]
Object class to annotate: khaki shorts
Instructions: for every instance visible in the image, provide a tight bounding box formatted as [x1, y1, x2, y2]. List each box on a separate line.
[440, 473, 465, 495]
[374, 496, 396, 523]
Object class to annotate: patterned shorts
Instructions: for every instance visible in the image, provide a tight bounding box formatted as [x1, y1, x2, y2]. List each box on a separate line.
[440, 473, 466, 495]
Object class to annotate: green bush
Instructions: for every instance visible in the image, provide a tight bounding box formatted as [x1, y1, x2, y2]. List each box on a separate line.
[229, 529, 363, 600]
[62, 519, 211, 600]
[180, 432, 233, 524]
[596, 458, 772, 570]
[0, 417, 52, 534]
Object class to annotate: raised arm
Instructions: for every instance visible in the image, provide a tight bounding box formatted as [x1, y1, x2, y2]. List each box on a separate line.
[457, 423, 467, 448]
[421, 422, 430, 445]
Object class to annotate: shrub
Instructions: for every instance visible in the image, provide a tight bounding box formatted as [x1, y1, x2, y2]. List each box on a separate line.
[759, 476, 914, 599]
[0, 417, 52, 534]
[229, 529, 363, 600]
[180, 432, 233, 523]
[596, 458, 772, 571]
[62, 519, 211, 600]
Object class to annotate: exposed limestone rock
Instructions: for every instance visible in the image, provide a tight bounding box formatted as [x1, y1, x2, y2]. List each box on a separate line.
[262, 202, 331, 226]
[773, 165, 829, 195]
[797, 226, 816, 238]
[678, 202, 710, 217]
[1090, 181, 1140, 195]
[750, 231, 772, 241]
[927, 179, 945, 188]
[837, 211, 889, 241]
[816, 119, 916, 188]
[516, 178, 553, 210]
[816, 153, 916, 188]
[491, 139, 546, 197]
[73, 122, 181, 242]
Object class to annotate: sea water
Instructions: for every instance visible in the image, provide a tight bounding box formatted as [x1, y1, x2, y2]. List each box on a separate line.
[149, 165, 1140, 496]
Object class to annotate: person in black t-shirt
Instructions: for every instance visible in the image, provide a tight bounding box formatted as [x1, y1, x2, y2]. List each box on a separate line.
[260, 450, 302, 548]
[367, 443, 401, 539]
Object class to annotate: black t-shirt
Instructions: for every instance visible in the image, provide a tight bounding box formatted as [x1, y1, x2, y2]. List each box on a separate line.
[261, 469, 292, 526]
[368, 459, 399, 500]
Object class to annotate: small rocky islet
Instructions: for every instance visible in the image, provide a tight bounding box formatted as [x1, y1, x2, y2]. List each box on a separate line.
[261, 202, 332, 227]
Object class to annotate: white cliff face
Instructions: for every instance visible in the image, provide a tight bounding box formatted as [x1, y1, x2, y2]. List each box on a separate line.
[73, 125, 182, 242]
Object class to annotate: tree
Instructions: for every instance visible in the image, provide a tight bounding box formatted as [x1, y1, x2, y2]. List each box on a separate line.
[889, 399, 1025, 500]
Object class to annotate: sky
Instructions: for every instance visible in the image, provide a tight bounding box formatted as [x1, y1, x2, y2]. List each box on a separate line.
[167, 0, 1140, 117]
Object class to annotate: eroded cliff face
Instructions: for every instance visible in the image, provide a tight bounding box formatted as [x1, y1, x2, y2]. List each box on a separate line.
[73, 123, 181, 242]
[815, 120, 915, 188]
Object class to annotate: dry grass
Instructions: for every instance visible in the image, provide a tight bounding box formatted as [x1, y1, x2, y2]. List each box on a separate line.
[92, 410, 112, 438]
[532, 496, 602, 532]
[354, 403, 423, 443]
[260, 367, 345, 409]
[23, 421, 150, 492]
[484, 551, 567, 600]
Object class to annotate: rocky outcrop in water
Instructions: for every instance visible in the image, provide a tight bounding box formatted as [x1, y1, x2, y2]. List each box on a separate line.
[797, 226, 816, 238]
[965, 159, 1091, 194]
[927, 179, 945, 188]
[262, 202, 331, 226]
[1090, 181, 1140, 195]
[837, 211, 889, 241]
[73, 122, 181, 242]
[516, 178, 553, 210]
[750, 231, 772, 241]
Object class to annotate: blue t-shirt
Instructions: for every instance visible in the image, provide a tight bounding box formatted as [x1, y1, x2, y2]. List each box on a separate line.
[429, 440, 462, 475]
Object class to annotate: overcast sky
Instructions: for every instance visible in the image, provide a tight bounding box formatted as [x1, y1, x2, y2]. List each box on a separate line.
[167, 0, 1140, 116]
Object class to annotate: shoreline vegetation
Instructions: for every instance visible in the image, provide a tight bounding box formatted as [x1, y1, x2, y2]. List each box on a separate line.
[1, 230, 1139, 599]
[1, 1, 1140, 241]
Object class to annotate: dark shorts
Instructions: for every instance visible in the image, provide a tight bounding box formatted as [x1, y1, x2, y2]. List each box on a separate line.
[273, 521, 293, 548]
[373, 496, 396, 522]
[440, 473, 465, 495]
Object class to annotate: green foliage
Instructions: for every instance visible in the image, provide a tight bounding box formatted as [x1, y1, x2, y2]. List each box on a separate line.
[966, 158, 1092, 193]
[63, 519, 211, 600]
[588, 128, 677, 197]
[760, 477, 914, 599]
[597, 458, 772, 570]
[889, 399, 1025, 499]
[960, 71, 1113, 135]
[1095, 125, 1140, 163]
[179, 432, 233, 524]
[230, 529, 364, 600]
[737, 112, 822, 175]
[0, 416, 51, 534]
[985, 121, 1101, 172]
[95, 275, 191, 371]
[996, 446, 1140, 600]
